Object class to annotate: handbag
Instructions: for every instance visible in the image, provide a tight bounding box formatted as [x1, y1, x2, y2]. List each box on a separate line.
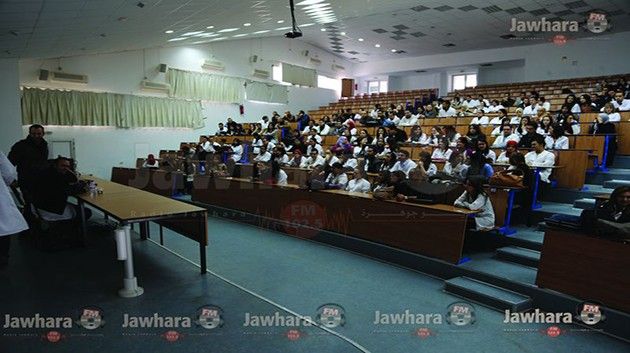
[489, 170, 523, 188]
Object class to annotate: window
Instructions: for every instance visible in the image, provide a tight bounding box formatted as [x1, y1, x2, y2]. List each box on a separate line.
[317, 75, 341, 96]
[367, 80, 388, 94]
[272, 64, 285, 84]
[452, 74, 477, 91]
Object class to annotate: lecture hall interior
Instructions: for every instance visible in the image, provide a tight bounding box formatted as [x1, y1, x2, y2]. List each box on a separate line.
[1, 0, 630, 352]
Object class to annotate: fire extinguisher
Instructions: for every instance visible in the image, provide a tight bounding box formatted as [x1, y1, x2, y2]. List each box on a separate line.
[239, 104, 244, 115]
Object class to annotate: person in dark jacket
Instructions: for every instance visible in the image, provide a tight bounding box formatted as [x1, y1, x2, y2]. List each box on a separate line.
[589, 113, 617, 166]
[8, 124, 49, 190]
[31, 157, 89, 222]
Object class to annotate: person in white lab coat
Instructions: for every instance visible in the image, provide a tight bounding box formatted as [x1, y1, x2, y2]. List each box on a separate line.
[525, 135, 556, 184]
[0, 151, 29, 266]
[346, 168, 371, 193]
[454, 176, 495, 231]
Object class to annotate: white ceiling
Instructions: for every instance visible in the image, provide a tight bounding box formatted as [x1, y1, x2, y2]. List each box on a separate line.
[0, 0, 628, 61]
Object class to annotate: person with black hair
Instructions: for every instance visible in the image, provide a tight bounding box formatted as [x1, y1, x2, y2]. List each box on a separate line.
[466, 124, 485, 147]
[363, 146, 382, 173]
[581, 186, 630, 240]
[442, 152, 468, 181]
[324, 162, 348, 189]
[443, 125, 461, 147]
[260, 161, 287, 186]
[8, 124, 49, 191]
[563, 94, 581, 114]
[465, 151, 494, 181]
[379, 152, 397, 173]
[476, 138, 496, 163]
[518, 122, 543, 148]
[228, 138, 243, 162]
[418, 151, 437, 177]
[431, 138, 452, 161]
[525, 134, 556, 186]
[454, 176, 496, 230]
[389, 150, 417, 176]
[545, 125, 569, 150]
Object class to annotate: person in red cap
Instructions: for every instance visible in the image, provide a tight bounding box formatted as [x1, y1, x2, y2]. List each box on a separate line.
[496, 140, 519, 164]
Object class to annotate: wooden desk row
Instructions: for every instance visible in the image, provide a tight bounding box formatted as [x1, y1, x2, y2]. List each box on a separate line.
[191, 176, 476, 264]
[111, 167, 184, 197]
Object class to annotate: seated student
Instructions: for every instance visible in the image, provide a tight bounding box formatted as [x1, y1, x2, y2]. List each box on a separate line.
[522, 97, 538, 117]
[324, 163, 348, 189]
[301, 150, 326, 169]
[431, 138, 453, 161]
[470, 111, 489, 126]
[306, 128, 323, 145]
[418, 151, 437, 177]
[476, 137, 497, 163]
[600, 102, 622, 122]
[306, 138, 324, 156]
[288, 150, 305, 168]
[227, 138, 243, 162]
[438, 100, 457, 117]
[496, 140, 519, 164]
[407, 126, 430, 145]
[525, 135, 556, 187]
[260, 161, 288, 186]
[441, 152, 468, 181]
[545, 125, 569, 150]
[339, 153, 358, 171]
[510, 108, 523, 125]
[492, 124, 520, 148]
[518, 122, 543, 149]
[346, 168, 371, 193]
[488, 99, 505, 113]
[515, 116, 530, 137]
[490, 117, 510, 136]
[216, 123, 228, 135]
[330, 136, 353, 155]
[581, 186, 630, 240]
[604, 90, 630, 112]
[324, 150, 341, 169]
[253, 146, 272, 163]
[301, 120, 318, 136]
[372, 170, 392, 192]
[31, 157, 90, 223]
[428, 127, 443, 146]
[465, 151, 494, 181]
[317, 120, 331, 135]
[142, 154, 160, 168]
[537, 114, 553, 136]
[474, 100, 492, 114]
[423, 104, 437, 118]
[272, 147, 290, 165]
[399, 111, 418, 126]
[501, 93, 515, 108]
[466, 124, 485, 147]
[589, 113, 618, 166]
[389, 150, 417, 177]
[454, 176, 496, 231]
[443, 125, 461, 147]
[363, 146, 382, 173]
[251, 133, 264, 155]
[454, 136, 473, 158]
[489, 109, 508, 127]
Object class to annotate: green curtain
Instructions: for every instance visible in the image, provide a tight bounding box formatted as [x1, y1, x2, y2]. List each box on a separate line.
[281, 63, 317, 87]
[246, 81, 288, 104]
[167, 68, 245, 103]
[21, 87, 203, 129]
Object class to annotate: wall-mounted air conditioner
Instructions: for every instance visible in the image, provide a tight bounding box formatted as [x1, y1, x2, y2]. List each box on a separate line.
[40, 69, 89, 83]
[202, 59, 225, 71]
[308, 57, 322, 66]
[252, 69, 270, 79]
[141, 80, 171, 92]
[331, 64, 345, 72]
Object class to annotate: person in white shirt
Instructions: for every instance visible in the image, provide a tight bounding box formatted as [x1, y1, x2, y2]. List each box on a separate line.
[464, 95, 480, 109]
[600, 102, 622, 122]
[370, 104, 381, 118]
[510, 108, 523, 125]
[251, 134, 264, 155]
[306, 129, 323, 144]
[229, 139, 243, 162]
[443, 152, 468, 181]
[454, 176, 495, 231]
[477, 94, 490, 107]
[564, 95, 581, 114]
[418, 151, 438, 176]
[306, 139, 324, 156]
[389, 150, 418, 177]
[260, 161, 288, 186]
[324, 151, 340, 168]
[272, 147, 290, 165]
[476, 138, 497, 163]
[539, 97, 551, 112]
[407, 126, 430, 145]
[254, 146, 272, 163]
[545, 126, 569, 150]
[609, 91, 630, 111]
[438, 100, 457, 117]
[522, 100, 538, 117]
[488, 100, 504, 113]
[489, 109, 508, 127]
[216, 123, 228, 135]
[142, 154, 160, 168]
[340, 154, 358, 171]
[301, 120, 318, 136]
[288, 150, 306, 168]
[346, 168, 371, 193]
[301, 150, 326, 169]
[492, 124, 520, 148]
[398, 111, 418, 126]
[325, 163, 348, 189]
[0, 151, 29, 266]
[258, 116, 270, 130]
[470, 111, 489, 126]
[431, 138, 452, 161]
[496, 140, 519, 164]
[525, 135, 556, 183]
[490, 117, 511, 136]
[318, 121, 331, 135]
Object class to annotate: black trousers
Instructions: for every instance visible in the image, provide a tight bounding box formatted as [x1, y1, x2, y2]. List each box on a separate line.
[0, 235, 10, 259]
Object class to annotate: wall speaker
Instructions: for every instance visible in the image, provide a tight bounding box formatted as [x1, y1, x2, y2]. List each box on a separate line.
[39, 69, 50, 81]
[158, 63, 168, 73]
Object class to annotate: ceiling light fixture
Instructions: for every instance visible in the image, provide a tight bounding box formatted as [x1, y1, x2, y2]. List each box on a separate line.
[375, 44, 380, 47]
[244, 23, 251, 26]
[296, 0, 326, 5]
[277, 20, 285, 23]
[168, 37, 187, 42]
[218, 28, 240, 33]
[253, 30, 270, 34]
[302, 3, 331, 10]
[182, 31, 204, 36]
[233, 33, 248, 37]
[391, 49, 396, 52]
[320, 28, 326, 31]
[358, 38, 364, 41]
[165, 30, 174, 34]
[206, 25, 215, 29]
[340, 32, 346, 35]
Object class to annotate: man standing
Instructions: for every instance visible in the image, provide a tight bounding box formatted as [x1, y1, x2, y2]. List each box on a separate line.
[8, 124, 49, 191]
